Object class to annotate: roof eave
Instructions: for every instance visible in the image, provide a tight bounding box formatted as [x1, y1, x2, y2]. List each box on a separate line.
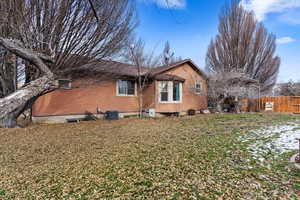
[152, 59, 208, 80]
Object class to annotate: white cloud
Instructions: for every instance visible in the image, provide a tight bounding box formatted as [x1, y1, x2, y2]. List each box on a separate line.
[240, 0, 300, 21]
[140, 0, 186, 9]
[276, 37, 296, 44]
[278, 9, 300, 25]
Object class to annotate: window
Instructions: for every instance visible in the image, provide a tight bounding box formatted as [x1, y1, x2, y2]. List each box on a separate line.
[159, 81, 182, 103]
[58, 79, 71, 89]
[195, 80, 201, 94]
[117, 80, 135, 96]
[173, 82, 180, 101]
[160, 81, 169, 102]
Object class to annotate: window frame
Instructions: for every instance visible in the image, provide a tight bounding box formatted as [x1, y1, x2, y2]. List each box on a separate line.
[173, 81, 181, 102]
[116, 80, 137, 97]
[158, 81, 182, 104]
[159, 81, 169, 102]
[58, 79, 72, 89]
[195, 80, 202, 94]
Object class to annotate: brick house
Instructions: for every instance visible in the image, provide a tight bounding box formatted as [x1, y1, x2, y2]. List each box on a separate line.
[32, 59, 208, 123]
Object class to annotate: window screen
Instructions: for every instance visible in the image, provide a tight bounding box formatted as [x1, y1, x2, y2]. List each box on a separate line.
[118, 80, 135, 95]
[58, 80, 71, 89]
[195, 80, 201, 93]
[160, 82, 169, 102]
[173, 82, 180, 101]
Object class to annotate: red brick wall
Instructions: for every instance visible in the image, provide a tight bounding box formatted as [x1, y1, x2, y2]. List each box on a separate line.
[154, 63, 208, 112]
[32, 63, 208, 117]
[142, 81, 156, 109]
[32, 80, 140, 116]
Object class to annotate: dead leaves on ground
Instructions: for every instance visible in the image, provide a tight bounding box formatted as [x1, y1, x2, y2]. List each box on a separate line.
[0, 114, 299, 199]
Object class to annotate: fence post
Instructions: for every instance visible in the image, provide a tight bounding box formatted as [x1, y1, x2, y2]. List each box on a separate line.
[258, 85, 261, 112]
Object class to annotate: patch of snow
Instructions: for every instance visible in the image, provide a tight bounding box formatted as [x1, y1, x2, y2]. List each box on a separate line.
[239, 121, 300, 161]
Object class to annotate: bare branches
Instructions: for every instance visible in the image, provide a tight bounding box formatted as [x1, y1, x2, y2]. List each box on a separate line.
[87, 0, 100, 22]
[0, 0, 137, 127]
[0, 38, 53, 76]
[123, 38, 161, 69]
[0, 37, 55, 121]
[161, 41, 182, 66]
[0, 0, 137, 73]
[276, 81, 300, 96]
[122, 37, 161, 117]
[207, 71, 259, 112]
[206, 0, 280, 93]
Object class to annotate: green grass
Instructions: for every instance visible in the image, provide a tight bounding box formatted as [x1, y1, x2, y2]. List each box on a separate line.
[0, 113, 299, 199]
[0, 188, 5, 196]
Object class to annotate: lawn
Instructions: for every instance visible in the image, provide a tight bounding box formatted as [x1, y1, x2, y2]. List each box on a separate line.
[0, 113, 300, 199]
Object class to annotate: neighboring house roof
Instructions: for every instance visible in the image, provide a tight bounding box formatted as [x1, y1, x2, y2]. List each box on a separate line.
[67, 59, 206, 81]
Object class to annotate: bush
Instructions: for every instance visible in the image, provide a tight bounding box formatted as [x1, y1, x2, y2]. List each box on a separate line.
[187, 109, 196, 116]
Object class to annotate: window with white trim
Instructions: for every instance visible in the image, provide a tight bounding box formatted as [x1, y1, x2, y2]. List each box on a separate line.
[117, 80, 135, 96]
[173, 82, 180, 101]
[195, 80, 202, 94]
[160, 81, 169, 102]
[58, 79, 71, 89]
[159, 81, 182, 103]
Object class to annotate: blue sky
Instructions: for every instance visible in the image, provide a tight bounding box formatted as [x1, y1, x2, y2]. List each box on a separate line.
[136, 0, 300, 82]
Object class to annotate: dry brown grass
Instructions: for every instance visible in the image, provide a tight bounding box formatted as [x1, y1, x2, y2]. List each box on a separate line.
[0, 113, 299, 199]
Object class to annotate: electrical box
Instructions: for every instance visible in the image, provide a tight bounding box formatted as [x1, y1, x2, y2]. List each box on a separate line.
[148, 109, 156, 117]
[265, 102, 274, 111]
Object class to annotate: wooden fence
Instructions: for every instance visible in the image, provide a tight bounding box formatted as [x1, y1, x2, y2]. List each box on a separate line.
[242, 96, 300, 113]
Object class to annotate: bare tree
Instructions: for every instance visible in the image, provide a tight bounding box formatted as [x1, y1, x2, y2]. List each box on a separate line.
[207, 71, 259, 112]
[0, 52, 17, 98]
[0, 0, 136, 127]
[206, 1, 280, 97]
[277, 81, 300, 96]
[0, 1, 28, 127]
[161, 41, 182, 66]
[123, 38, 161, 117]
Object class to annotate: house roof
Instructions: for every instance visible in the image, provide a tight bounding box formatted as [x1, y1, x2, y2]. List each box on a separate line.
[67, 60, 149, 78]
[154, 74, 185, 82]
[151, 59, 208, 80]
[67, 59, 206, 81]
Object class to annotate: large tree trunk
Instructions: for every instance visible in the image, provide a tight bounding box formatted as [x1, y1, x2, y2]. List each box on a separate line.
[0, 75, 54, 122]
[0, 96, 36, 128]
[0, 38, 55, 127]
[0, 108, 20, 128]
[0, 113, 17, 128]
[216, 98, 226, 113]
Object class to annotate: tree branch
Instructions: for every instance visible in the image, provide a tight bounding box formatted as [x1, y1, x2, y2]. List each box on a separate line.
[87, 0, 100, 22]
[0, 37, 54, 77]
[0, 75, 54, 119]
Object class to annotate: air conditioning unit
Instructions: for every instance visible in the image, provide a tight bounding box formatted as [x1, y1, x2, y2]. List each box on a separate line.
[148, 109, 156, 117]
